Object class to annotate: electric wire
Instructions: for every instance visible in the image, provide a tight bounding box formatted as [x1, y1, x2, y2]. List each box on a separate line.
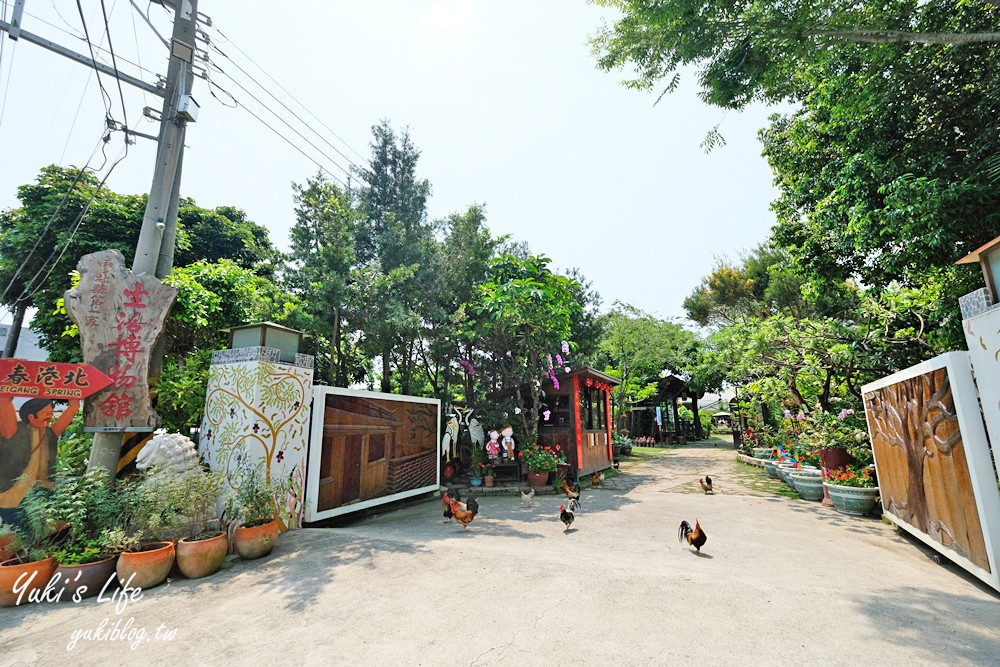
[0, 133, 108, 305]
[206, 38, 366, 173]
[75, 0, 115, 120]
[99, 0, 130, 145]
[205, 55, 354, 187]
[15, 143, 129, 305]
[128, 0, 167, 49]
[208, 22, 368, 165]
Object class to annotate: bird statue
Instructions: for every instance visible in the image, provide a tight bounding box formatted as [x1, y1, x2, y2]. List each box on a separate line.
[699, 476, 714, 494]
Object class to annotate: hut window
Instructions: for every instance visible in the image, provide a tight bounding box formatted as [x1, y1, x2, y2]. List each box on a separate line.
[368, 434, 386, 462]
[580, 388, 594, 429]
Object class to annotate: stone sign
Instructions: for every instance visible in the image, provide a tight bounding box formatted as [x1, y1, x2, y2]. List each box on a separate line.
[64, 250, 177, 432]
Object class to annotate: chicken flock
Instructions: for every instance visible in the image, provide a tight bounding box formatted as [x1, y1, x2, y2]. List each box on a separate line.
[440, 464, 712, 556]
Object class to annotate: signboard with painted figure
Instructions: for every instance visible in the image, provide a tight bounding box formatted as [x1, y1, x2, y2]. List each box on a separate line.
[0, 359, 113, 400]
[0, 393, 81, 526]
[64, 250, 177, 432]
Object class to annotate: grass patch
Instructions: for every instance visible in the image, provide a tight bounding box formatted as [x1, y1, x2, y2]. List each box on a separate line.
[729, 460, 799, 498]
[622, 446, 676, 462]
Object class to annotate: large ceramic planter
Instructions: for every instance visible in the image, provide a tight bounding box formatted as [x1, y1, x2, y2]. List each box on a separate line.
[752, 447, 773, 460]
[0, 557, 56, 607]
[790, 472, 825, 501]
[117, 541, 175, 589]
[527, 471, 550, 488]
[54, 555, 118, 600]
[620, 445, 633, 456]
[233, 520, 279, 560]
[469, 476, 483, 488]
[824, 483, 880, 516]
[176, 531, 229, 579]
[484, 475, 495, 488]
[763, 460, 783, 479]
[818, 447, 851, 471]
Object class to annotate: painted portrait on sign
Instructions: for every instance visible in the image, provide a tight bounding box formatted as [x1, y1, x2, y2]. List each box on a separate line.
[0, 395, 80, 526]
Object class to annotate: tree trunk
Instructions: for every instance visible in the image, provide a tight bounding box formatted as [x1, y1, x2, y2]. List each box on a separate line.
[381, 344, 392, 393]
[1, 302, 26, 358]
[691, 393, 703, 440]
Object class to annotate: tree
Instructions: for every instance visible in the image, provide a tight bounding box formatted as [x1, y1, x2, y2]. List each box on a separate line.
[286, 172, 362, 385]
[174, 203, 282, 279]
[596, 302, 698, 424]
[471, 254, 581, 446]
[590, 0, 1000, 110]
[354, 120, 435, 393]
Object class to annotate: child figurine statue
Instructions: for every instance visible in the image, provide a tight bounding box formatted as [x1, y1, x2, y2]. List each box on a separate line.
[486, 429, 501, 461]
[500, 425, 516, 460]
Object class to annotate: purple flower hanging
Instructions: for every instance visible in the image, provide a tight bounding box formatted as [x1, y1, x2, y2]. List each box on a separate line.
[561, 340, 570, 355]
[543, 410, 551, 421]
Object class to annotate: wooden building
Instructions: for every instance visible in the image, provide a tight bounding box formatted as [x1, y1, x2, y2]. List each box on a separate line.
[532, 367, 620, 478]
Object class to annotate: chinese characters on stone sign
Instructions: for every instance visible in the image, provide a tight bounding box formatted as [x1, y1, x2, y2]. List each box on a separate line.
[64, 250, 176, 432]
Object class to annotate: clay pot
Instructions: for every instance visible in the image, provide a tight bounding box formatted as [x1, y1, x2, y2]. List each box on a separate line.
[233, 520, 279, 560]
[0, 557, 57, 607]
[176, 531, 229, 578]
[54, 555, 118, 600]
[527, 471, 549, 488]
[117, 541, 175, 589]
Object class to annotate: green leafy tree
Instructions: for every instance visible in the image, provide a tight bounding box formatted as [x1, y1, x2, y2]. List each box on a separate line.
[286, 171, 362, 385]
[354, 120, 435, 393]
[470, 253, 581, 445]
[590, 0, 1000, 111]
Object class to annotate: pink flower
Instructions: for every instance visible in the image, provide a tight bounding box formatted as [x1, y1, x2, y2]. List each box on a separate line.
[784, 410, 792, 419]
[796, 412, 805, 421]
[553, 378, 560, 390]
[561, 340, 570, 354]
[556, 354, 563, 366]
[543, 410, 551, 421]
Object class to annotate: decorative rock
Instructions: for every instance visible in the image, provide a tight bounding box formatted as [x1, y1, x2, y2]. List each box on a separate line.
[136, 431, 199, 474]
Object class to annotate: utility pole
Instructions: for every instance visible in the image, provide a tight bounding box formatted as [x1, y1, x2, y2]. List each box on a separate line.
[133, 0, 198, 279]
[89, 0, 200, 478]
[1, 1, 204, 480]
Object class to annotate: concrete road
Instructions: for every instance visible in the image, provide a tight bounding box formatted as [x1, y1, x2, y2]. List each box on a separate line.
[2, 441, 998, 666]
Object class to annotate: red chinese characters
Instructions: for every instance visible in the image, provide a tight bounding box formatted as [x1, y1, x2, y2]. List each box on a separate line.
[95, 282, 149, 420]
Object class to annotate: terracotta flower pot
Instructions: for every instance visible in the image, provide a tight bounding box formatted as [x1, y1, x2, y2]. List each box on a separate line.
[233, 520, 279, 560]
[527, 471, 549, 488]
[176, 531, 229, 578]
[54, 555, 118, 601]
[483, 475, 495, 488]
[0, 557, 57, 607]
[117, 541, 175, 589]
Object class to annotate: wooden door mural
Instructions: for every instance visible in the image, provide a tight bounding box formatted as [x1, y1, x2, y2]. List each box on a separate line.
[862, 352, 1000, 592]
[306, 387, 440, 521]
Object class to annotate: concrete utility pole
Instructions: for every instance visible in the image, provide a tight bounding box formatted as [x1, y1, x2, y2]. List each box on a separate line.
[1, 1, 203, 480]
[89, 0, 200, 479]
[133, 0, 199, 279]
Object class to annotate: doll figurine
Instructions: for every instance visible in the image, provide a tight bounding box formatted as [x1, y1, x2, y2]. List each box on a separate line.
[500, 425, 515, 460]
[486, 429, 501, 461]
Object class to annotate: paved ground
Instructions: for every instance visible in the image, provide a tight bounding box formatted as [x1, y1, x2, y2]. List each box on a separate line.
[2, 440, 998, 666]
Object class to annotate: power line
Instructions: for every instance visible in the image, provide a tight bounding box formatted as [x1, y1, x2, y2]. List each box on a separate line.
[208, 21, 368, 166]
[75, 0, 115, 120]
[98, 0, 130, 145]
[205, 54, 355, 187]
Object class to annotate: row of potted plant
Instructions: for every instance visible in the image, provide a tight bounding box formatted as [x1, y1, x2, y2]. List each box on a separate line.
[0, 459, 287, 607]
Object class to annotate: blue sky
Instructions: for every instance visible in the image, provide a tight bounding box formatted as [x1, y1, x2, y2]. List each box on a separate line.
[0, 1, 788, 328]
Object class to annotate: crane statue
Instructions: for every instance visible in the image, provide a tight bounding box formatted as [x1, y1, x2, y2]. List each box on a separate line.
[440, 405, 485, 481]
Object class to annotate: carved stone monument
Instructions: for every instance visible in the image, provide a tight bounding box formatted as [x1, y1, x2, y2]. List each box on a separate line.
[64, 250, 177, 431]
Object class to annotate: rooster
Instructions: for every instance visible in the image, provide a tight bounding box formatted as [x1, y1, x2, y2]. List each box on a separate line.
[441, 489, 463, 520]
[699, 476, 714, 494]
[678, 519, 707, 553]
[520, 487, 535, 507]
[449, 498, 477, 529]
[592, 471, 604, 486]
[559, 504, 575, 531]
[561, 479, 581, 505]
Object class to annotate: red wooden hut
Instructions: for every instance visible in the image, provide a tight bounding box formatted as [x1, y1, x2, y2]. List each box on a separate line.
[533, 367, 620, 479]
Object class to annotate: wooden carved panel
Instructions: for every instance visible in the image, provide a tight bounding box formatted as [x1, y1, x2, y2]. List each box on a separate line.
[864, 367, 990, 572]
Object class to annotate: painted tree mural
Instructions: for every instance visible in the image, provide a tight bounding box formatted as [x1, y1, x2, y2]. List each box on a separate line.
[865, 368, 989, 570]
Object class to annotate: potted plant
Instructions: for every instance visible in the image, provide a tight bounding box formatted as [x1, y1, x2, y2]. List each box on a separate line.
[824, 465, 880, 516]
[20, 469, 125, 600]
[112, 473, 176, 590]
[0, 520, 56, 607]
[225, 463, 288, 560]
[162, 467, 228, 579]
[468, 447, 486, 487]
[480, 462, 496, 487]
[519, 443, 558, 487]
